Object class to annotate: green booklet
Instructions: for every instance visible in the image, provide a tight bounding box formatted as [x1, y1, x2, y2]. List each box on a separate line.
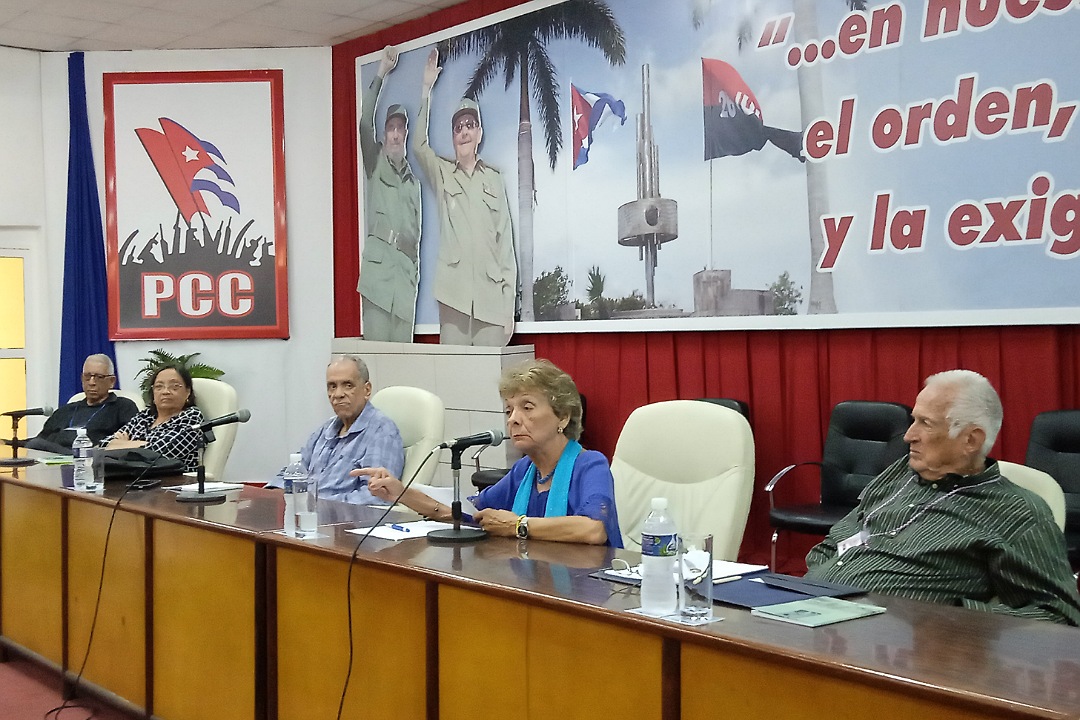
[751, 596, 886, 627]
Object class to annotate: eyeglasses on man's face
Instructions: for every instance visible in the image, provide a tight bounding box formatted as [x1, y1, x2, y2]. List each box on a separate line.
[453, 118, 479, 134]
[82, 373, 115, 383]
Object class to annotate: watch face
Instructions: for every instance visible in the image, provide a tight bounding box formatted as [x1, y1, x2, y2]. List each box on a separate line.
[516, 517, 528, 539]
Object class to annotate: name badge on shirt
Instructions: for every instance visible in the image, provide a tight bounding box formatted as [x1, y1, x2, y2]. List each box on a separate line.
[837, 529, 869, 556]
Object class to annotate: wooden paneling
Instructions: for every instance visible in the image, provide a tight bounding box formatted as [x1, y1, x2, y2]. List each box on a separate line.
[66, 502, 145, 708]
[682, 643, 1003, 720]
[275, 547, 428, 720]
[152, 520, 255, 720]
[0, 484, 62, 663]
[439, 586, 663, 720]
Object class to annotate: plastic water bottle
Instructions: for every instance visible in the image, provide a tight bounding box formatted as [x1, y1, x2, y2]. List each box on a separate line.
[282, 453, 304, 537]
[72, 428, 94, 492]
[639, 497, 678, 616]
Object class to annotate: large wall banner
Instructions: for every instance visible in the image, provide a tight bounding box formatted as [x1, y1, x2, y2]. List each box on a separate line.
[104, 70, 288, 340]
[354, 0, 1080, 333]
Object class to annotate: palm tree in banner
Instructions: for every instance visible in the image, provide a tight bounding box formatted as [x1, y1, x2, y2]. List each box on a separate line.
[439, 0, 626, 321]
[697, 0, 865, 314]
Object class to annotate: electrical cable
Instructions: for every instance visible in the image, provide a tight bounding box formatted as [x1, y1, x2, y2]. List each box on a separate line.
[44, 459, 161, 720]
[334, 447, 439, 720]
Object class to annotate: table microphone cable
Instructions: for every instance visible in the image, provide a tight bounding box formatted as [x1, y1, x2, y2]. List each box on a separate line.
[335, 447, 439, 720]
[44, 458, 161, 720]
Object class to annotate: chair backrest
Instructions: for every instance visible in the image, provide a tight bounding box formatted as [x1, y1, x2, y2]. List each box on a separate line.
[695, 398, 751, 425]
[191, 378, 239, 481]
[998, 461, 1066, 531]
[612, 400, 755, 560]
[370, 386, 445, 487]
[68, 389, 147, 411]
[1026, 410, 1080, 534]
[820, 400, 913, 507]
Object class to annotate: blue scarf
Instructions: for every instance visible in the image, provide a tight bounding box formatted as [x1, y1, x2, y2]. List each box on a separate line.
[511, 440, 582, 517]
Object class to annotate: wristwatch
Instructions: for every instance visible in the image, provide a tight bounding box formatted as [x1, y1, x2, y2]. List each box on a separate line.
[515, 515, 529, 539]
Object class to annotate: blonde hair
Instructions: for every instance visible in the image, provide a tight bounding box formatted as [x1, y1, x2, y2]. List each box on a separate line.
[498, 359, 583, 441]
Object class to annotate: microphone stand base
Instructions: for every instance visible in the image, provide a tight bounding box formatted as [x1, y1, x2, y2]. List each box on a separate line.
[175, 491, 228, 504]
[428, 526, 488, 544]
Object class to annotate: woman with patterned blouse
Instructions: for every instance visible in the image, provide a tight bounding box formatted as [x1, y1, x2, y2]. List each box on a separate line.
[102, 364, 205, 472]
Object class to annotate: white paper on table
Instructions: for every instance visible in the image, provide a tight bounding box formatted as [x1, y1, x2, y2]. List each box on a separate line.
[346, 520, 455, 541]
[608, 559, 768, 583]
[164, 481, 245, 493]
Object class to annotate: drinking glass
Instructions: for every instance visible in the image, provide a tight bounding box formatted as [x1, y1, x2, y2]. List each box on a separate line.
[678, 533, 714, 622]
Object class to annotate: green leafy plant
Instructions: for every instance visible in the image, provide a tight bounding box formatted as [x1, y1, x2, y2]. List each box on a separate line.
[135, 349, 225, 398]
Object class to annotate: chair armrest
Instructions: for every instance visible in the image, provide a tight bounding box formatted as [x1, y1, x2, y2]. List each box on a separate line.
[764, 461, 823, 511]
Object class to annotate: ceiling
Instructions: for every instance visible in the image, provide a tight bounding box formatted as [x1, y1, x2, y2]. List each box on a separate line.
[0, 0, 463, 52]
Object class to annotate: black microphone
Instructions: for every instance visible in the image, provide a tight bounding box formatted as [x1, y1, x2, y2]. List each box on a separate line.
[196, 409, 251, 431]
[439, 429, 507, 451]
[2, 406, 55, 419]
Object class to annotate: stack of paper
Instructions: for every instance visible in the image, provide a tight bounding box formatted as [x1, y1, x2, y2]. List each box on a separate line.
[751, 596, 886, 627]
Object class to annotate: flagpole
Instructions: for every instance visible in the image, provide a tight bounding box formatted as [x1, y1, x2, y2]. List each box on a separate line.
[709, 160, 714, 270]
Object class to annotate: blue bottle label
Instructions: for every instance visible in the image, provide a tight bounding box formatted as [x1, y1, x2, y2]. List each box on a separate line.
[641, 532, 678, 557]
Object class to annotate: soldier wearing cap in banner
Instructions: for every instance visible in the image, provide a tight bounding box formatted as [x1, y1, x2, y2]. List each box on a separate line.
[415, 47, 517, 347]
[358, 45, 422, 343]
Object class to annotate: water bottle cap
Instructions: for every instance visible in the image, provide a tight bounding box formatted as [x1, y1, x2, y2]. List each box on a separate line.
[289, 453, 302, 464]
[650, 497, 667, 511]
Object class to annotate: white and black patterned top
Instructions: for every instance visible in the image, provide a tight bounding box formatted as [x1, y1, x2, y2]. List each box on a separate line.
[102, 405, 205, 472]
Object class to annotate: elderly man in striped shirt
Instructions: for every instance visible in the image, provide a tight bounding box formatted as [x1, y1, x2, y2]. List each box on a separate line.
[807, 370, 1080, 625]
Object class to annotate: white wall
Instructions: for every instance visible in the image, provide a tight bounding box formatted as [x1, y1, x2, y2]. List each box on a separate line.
[0, 46, 51, 415]
[32, 46, 337, 482]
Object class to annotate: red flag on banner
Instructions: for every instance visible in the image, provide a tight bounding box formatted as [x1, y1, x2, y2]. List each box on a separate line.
[701, 58, 803, 162]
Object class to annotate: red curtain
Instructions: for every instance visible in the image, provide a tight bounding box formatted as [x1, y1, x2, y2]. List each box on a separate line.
[331, 0, 1080, 569]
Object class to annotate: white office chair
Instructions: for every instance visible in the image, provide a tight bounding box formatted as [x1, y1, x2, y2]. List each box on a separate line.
[998, 460, 1066, 531]
[371, 386, 445, 487]
[612, 400, 755, 560]
[191, 378, 239, 481]
[68, 388, 147, 411]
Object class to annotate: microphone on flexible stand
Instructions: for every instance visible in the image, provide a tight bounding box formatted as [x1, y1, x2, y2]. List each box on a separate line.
[429, 429, 507, 544]
[176, 409, 250, 504]
[3, 406, 54, 459]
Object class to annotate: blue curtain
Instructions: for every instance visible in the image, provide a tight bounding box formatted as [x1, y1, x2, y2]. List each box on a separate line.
[59, 52, 117, 404]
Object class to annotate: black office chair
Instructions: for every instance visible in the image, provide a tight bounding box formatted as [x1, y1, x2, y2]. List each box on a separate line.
[1025, 410, 1080, 571]
[764, 400, 913, 571]
[695, 398, 751, 426]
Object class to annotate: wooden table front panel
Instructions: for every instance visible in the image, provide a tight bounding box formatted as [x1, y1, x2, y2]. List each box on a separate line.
[1, 484, 63, 664]
[275, 547, 428, 720]
[153, 519, 255, 720]
[66, 502, 146, 709]
[681, 642, 1007, 720]
[439, 585, 664, 720]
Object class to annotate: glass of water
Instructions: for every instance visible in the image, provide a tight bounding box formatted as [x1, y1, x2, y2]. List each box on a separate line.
[678, 533, 714, 623]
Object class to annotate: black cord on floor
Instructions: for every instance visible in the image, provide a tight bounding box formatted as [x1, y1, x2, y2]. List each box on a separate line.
[44, 462, 160, 720]
[335, 448, 438, 720]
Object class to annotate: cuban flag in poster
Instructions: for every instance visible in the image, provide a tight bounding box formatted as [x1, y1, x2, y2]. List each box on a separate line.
[571, 84, 627, 169]
[135, 118, 241, 223]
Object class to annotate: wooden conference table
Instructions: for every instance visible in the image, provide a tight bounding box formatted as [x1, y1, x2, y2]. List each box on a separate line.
[1, 462, 1079, 720]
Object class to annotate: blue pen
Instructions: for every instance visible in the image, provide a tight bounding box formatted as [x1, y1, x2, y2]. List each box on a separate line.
[390, 524, 410, 532]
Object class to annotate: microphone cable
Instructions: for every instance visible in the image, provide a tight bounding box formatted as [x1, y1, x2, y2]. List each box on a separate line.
[44, 458, 161, 720]
[335, 446, 440, 720]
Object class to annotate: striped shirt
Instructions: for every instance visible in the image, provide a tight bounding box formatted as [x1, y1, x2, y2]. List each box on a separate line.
[806, 457, 1080, 625]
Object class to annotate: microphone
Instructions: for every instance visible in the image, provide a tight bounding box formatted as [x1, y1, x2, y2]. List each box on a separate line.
[2, 406, 55, 419]
[196, 409, 251, 431]
[439, 429, 506, 451]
